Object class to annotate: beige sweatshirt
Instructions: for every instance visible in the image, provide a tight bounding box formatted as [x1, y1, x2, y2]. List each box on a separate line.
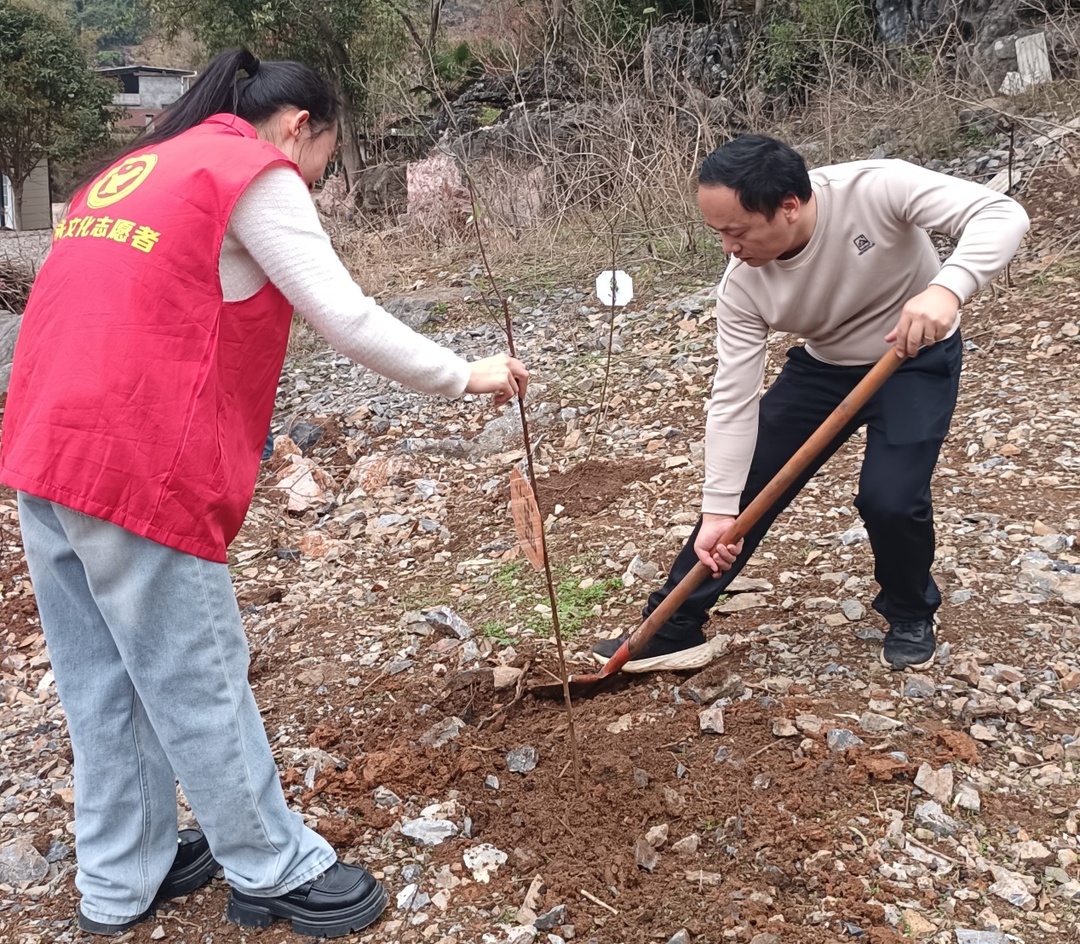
[703, 158, 1030, 516]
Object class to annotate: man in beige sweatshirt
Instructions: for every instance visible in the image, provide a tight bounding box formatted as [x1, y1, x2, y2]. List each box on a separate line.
[592, 134, 1029, 673]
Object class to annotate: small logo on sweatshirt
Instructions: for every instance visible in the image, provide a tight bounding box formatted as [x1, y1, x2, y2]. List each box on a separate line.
[853, 234, 875, 255]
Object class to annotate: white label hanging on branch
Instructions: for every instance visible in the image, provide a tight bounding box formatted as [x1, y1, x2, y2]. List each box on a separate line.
[595, 270, 634, 307]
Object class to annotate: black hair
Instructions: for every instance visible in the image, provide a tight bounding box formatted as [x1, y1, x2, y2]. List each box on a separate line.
[78, 48, 341, 187]
[698, 135, 812, 219]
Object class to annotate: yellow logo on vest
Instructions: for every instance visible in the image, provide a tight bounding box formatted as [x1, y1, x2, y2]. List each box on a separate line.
[86, 154, 158, 209]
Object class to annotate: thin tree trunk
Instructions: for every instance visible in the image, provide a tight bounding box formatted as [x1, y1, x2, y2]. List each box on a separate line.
[550, 0, 575, 51]
[339, 111, 365, 190]
[11, 178, 24, 232]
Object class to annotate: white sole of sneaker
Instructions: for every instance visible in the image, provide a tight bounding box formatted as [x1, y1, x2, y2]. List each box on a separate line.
[878, 650, 935, 671]
[590, 642, 714, 674]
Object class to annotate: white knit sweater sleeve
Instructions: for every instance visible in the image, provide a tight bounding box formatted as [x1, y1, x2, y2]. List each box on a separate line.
[225, 165, 471, 399]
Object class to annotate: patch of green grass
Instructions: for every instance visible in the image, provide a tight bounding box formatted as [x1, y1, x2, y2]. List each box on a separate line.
[491, 558, 623, 638]
[494, 560, 525, 593]
[480, 620, 514, 646]
[551, 573, 622, 636]
[1025, 256, 1080, 296]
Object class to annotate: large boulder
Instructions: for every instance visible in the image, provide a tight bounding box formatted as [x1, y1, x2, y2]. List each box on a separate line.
[352, 163, 408, 217]
[644, 21, 745, 98]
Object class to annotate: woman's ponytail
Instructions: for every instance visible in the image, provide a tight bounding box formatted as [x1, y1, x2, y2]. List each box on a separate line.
[74, 47, 340, 191]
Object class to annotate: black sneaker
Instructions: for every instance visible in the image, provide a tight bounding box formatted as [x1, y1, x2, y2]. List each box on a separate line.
[880, 618, 937, 671]
[227, 861, 389, 938]
[589, 627, 712, 673]
[77, 828, 219, 936]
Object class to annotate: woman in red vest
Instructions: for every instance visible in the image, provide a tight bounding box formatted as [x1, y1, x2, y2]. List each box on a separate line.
[0, 48, 527, 938]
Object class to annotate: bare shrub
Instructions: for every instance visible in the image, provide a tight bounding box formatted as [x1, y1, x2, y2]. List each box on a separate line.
[329, 0, 1080, 308]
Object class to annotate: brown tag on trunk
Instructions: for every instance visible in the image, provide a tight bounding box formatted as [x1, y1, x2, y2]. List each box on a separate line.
[509, 467, 545, 571]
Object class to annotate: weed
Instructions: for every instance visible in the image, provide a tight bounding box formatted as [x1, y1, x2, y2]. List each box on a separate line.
[551, 573, 622, 636]
[494, 561, 525, 593]
[490, 558, 622, 637]
[477, 105, 502, 128]
[1026, 256, 1080, 295]
[481, 620, 514, 645]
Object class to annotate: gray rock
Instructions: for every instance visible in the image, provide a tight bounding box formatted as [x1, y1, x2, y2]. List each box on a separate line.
[645, 823, 669, 848]
[859, 712, 903, 734]
[988, 865, 1036, 910]
[1031, 533, 1072, 553]
[914, 763, 954, 804]
[949, 589, 973, 604]
[286, 420, 324, 454]
[623, 554, 660, 584]
[419, 716, 465, 748]
[466, 403, 556, 457]
[383, 297, 437, 330]
[698, 707, 725, 734]
[396, 883, 430, 911]
[535, 905, 568, 931]
[903, 675, 937, 698]
[684, 673, 744, 704]
[485, 775, 500, 790]
[1012, 839, 1053, 866]
[668, 931, 693, 944]
[840, 526, 868, 545]
[954, 932, 1014, 944]
[1058, 880, 1080, 900]
[44, 840, 71, 863]
[424, 606, 474, 639]
[841, 599, 866, 621]
[914, 800, 960, 837]
[671, 834, 701, 855]
[0, 837, 48, 884]
[374, 786, 402, 807]
[377, 513, 410, 528]
[772, 717, 799, 737]
[401, 818, 458, 846]
[507, 746, 539, 773]
[953, 783, 981, 813]
[673, 294, 714, 313]
[458, 640, 481, 664]
[634, 836, 660, 872]
[826, 728, 865, 752]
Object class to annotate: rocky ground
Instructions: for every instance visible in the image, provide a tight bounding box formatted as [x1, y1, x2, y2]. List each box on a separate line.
[2, 153, 1080, 944]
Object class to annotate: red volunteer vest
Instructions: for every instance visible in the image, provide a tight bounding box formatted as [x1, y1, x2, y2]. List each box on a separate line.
[0, 115, 299, 562]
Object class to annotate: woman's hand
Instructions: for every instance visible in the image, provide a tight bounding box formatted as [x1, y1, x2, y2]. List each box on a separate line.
[465, 354, 530, 407]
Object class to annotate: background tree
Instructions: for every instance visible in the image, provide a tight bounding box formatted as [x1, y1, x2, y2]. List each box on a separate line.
[147, 0, 399, 186]
[60, 0, 150, 63]
[0, 0, 115, 229]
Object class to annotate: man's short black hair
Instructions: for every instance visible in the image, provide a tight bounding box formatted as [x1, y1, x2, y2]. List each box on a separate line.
[698, 135, 812, 219]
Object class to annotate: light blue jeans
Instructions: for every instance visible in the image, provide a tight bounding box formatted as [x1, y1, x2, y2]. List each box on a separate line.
[17, 493, 336, 925]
